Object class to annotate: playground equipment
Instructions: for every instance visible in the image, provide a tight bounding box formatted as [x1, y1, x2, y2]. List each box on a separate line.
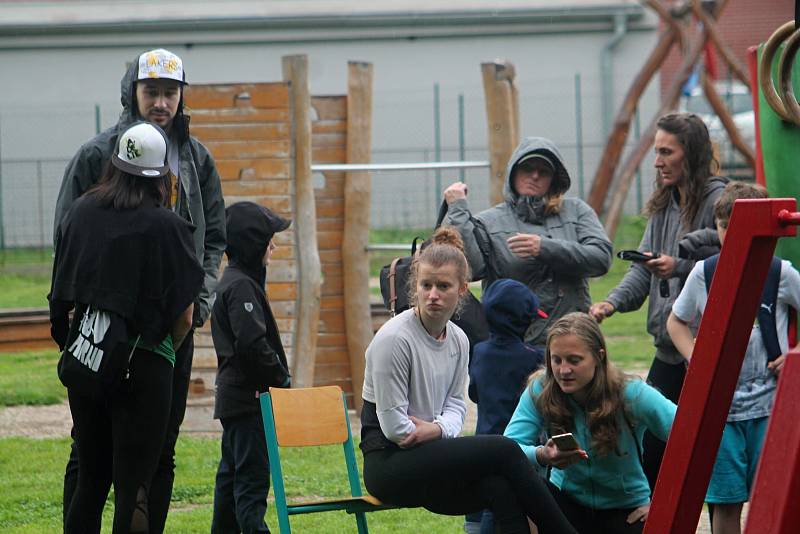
[645, 198, 799, 533]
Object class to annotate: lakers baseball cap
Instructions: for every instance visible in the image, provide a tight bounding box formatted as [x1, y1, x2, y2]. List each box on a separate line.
[137, 48, 187, 84]
[111, 122, 170, 178]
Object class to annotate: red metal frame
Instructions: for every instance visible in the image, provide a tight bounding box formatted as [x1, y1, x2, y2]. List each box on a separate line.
[644, 198, 798, 534]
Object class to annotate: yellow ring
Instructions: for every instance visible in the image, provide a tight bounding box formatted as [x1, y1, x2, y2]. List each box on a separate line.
[760, 21, 795, 122]
[778, 28, 800, 125]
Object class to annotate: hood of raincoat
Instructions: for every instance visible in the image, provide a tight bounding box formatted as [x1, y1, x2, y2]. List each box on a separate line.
[224, 202, 291, 276]
[482, 278, 542, 339]
[503, 136, 571, 203]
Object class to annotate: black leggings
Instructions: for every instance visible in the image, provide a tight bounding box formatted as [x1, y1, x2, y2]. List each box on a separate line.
[63, 336, 193, 534]
[363, 435, 577, 534]
[547, 481, 644, 534]
[643, 357, 686, 491]
[64, 349, 172, 534]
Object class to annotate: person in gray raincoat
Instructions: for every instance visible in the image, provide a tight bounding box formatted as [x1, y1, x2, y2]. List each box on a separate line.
[444, 137, 612, 348]
[54, 48, 226, 533]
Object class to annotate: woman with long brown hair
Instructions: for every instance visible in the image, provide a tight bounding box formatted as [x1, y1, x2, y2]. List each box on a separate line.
[505, 312, 676, 533]
[589, 112, 727, 489]
[360, 226, 577, 534]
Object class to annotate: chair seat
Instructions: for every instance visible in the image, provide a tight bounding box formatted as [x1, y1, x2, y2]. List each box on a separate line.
[286, 495, 398, 515]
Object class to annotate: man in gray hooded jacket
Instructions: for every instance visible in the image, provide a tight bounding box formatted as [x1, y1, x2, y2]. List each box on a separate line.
[444, 137, 612, 347]
[54, 48, 226, 533]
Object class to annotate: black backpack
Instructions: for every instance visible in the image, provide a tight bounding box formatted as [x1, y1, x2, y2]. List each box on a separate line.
[703, 254, 795, 361]
[378, 200, 490, 354]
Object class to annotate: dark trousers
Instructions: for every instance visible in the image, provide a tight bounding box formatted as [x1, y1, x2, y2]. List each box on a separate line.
[363, 434, 577, 534]
[64, 349, 172, 534]
[643, 358, 687, 491]
[64, 336, 194, 534]
[211, 413, 271, 534]
[546, 481, 644, 534]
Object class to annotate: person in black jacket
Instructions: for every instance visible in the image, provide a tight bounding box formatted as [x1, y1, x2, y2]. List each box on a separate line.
[49, 122, 204, 533]
[211, 201, 292, 534]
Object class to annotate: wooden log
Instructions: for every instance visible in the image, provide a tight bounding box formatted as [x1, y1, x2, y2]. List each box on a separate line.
[700, 72, 756, 169]
[342, 61, 374, 412]
[481, 61, 519, 206]
[283, 55, 322, 389]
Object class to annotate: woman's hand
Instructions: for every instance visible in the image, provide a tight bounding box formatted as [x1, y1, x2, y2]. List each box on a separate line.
[589, 301, 615, 323]
[644, 254, 676, 279]
[626, 503, 650, 524]
[507, 233, 542, 258]
[398, 416, 442, 448]
[444, 182, 468, 205]
[537, 439, 588, 469]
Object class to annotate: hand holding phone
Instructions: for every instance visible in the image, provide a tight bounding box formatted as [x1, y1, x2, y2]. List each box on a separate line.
[551, 432, 580, 451]
[616, 250, 660, 263]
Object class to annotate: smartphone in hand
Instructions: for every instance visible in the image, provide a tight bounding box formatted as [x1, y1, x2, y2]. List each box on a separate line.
[616, 250, 661, 263]
[551, 433, 580, 451]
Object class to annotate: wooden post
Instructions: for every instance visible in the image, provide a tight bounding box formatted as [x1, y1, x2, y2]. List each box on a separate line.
[283, 55, 321, 388]
[481, 61, 519, 206]
[343, 61, 374, 412]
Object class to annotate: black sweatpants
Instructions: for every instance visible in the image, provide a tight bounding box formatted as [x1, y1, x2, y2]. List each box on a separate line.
[642, 357, 686, 491]
[546, 481, 644, 534]
[63, 336, 193, 534]
[211, 413, 271, 534]
[363, 434, 577, 534]
[64, 349, 172, 534]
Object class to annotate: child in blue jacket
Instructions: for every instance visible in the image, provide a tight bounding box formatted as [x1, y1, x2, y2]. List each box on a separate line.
[466, 278, 547, 533]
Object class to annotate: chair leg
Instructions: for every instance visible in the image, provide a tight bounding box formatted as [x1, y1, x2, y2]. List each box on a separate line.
[355, 511, 369, 534]
[276, 507, 291, 534]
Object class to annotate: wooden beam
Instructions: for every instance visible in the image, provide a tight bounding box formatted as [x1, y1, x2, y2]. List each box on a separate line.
[342, 61, 374, 413]
[481, 61, 519, 206]
[282, 55, 321, 388]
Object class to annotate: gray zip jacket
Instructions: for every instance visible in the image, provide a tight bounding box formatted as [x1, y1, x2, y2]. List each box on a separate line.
[446, 137, 612, 346]
[53, 57, 226, 327]
[606, 176, 728, 363]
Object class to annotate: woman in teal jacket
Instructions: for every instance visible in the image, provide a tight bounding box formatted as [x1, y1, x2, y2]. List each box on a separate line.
[504, 312, 676, 533]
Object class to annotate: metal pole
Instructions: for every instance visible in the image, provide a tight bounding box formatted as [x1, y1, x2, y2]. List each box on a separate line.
[574, 73, 585, 199]
[635, 106, 643, 213]
[95, 104, 101, 135]
[37, 161, 45, 251]
[0, 115, 4, 250]
[433, 83, 442, 206]
[458, 93, 466, 183]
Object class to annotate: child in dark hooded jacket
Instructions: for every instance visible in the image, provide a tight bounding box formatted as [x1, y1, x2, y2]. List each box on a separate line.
[211, 201, 292, 534]
[466, 278, 546, 533]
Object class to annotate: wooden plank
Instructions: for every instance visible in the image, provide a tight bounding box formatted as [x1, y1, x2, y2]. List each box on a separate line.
[342, 61, 374, 412]
[185, 83, 290, 110]
[216, 159, 290, 181]
[311, 96, 347, 120]
[317, 333, 347, 348]
[314, 176, 344, 198]
[321, 262, 343, 277]
[320, 275, 343, 296]
[221, 180, 290, 197]
[204, 140, 290, 160]
[319, 249, 342, 264]
[265, 282, 297, 301]
[315, 198, 344, 218]
[315, 347, 350, 364]
[313, 362, 354, 383]
[321, 295, 344, 309]
[265, 261, 297, 283]
[312, 120, 347, 134]
[189, 107, 290, 124]
[224, 196, 291, 213]
[312, 133, 347, 148]
[316, 218, 344, 232]
[313, 146, 346, 162]
[319, 310, 346, 332]
[191, 123, 290, 142]
[284, 54, 321, 389]
[317, 231, 343, 250]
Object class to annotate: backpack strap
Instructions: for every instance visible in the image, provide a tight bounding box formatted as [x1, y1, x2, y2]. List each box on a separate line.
[387, 257, 401, 317]
[704, 254, 784, 362]
[757, 257, 783, 362]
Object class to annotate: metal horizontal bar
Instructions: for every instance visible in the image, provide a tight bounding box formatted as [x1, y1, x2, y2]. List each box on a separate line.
[311, 161, 489, 172]
[366, 243, 416, 252]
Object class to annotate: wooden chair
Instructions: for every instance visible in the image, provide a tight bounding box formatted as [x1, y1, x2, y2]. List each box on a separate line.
[260, 385, 397, 533]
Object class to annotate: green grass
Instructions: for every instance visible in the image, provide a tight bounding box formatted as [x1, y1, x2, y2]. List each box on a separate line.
[0, 247, 53, 309]
[0, 350, 65, 406]
[0, 436, 462, 533]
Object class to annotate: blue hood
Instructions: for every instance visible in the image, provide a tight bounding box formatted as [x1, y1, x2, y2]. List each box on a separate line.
[482, 279, 541, 339]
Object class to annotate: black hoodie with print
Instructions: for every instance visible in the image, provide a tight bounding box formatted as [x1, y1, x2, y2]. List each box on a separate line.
[212, 202, 291, 419]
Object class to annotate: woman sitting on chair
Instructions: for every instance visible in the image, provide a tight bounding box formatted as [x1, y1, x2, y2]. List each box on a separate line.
[360, 226, 577, 534]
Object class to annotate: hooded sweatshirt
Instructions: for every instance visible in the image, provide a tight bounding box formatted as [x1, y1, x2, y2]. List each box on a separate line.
[53, 53, 226, 327]
[211, 202, 291, 419]
[468, 279, 545, 435]
[446, 137, 612, 346]
[605, 176, 728, 363]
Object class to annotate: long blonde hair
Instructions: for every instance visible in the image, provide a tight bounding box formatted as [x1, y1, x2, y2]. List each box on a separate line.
[532, 312, 632, 457]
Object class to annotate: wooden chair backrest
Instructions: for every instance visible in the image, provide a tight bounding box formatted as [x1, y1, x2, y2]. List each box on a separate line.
[270, 386, 349, 447]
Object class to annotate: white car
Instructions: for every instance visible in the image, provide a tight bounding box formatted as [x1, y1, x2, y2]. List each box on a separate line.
[681, 81, 755, 177]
